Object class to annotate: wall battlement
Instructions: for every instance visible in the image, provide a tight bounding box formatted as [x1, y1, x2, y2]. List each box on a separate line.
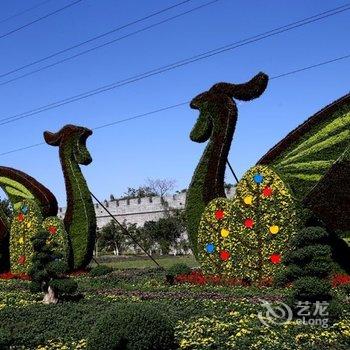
[58, 188, 235, 229]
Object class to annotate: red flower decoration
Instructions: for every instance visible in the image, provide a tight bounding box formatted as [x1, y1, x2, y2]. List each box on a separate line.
[219, 250, 231, 261]
[262, 186, 273, 197]
[244, 218, 254, 229]
[215, 210, 224, 220]
[48, 226, 57, 235]
[18, 255, 26, 265]
[17, 213, 24, 222]
[270, 254, 281, 264]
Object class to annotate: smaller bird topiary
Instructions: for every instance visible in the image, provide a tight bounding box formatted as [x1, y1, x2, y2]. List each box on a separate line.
[29, 229, 77, 303]
[87, 303, 177, 350]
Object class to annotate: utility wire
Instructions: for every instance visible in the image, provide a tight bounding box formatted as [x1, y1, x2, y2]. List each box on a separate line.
[0, 0, 218, 86]
[0, 53, 349, 157]
[0, 0, 193, 79]
[0, 0, 84, 41]
[0, 0, 53, 25]
[0, 4, 349, 125]
[90, 191, 163, 269]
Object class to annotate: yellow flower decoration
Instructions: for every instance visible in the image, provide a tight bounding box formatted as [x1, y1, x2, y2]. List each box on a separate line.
[243, 195, 253, 205]
[221, 228, 230, 238]
[18, 237, 24, 244]
[269, 225, 279, 234]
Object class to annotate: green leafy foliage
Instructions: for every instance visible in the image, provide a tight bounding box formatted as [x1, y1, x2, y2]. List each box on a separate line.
[29, 229, 77, 297]
[89, 265, 113, 277]
[44, 125, 96, 270]
[87, 303, 177, 350]
[186, 73, 269, 258]
[197, 165, 299, 281]
[167, 263, 191, 278]
[282, 226, 340, 320]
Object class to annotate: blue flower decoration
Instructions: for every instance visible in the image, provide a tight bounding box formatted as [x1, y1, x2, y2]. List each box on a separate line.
[21, 205, 28, 214]
[205, 243, 215, 254]
[253, 173, 263, 184]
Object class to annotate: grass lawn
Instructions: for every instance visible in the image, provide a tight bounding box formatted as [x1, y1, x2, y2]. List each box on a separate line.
[1, 258, 350, 349]
[91, 254, 198, 269]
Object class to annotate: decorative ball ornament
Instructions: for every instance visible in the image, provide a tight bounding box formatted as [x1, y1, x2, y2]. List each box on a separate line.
[270, 254, 281, 264]
[205, 243, 215, 253]
[215, 210, 224, 220]
[253, 173, 263, 184]
[243, 195, 253, 205]
[219, 250, 231, 261]
[17, 213, 24, 222]
[244, 218, 254, 229]
[269, 225, 279, 234]
[48, 226, 57, 235]
[18, 255, 26, 265]
[262, 186, 273, 197]
[21, 205, 28, 214]
[220, 228, 230, 238]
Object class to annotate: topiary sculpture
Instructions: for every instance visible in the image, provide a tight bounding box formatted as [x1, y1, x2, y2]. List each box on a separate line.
[44, 125, 96, 270]
[0, 124, 96, 273]
[186, 72, 349, 281]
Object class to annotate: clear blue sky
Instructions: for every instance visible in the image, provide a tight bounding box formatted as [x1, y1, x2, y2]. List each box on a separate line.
[0, 0, 349, 206]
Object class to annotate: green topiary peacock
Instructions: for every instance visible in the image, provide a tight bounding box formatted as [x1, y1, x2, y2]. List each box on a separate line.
[0, 124, 96, 273]
[186, 72, 350, 281]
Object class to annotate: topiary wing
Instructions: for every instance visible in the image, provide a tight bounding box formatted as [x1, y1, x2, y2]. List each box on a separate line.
[257, 94, 350, 230]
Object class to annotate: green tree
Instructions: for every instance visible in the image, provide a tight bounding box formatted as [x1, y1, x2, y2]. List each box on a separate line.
[99, 220, 127, 256]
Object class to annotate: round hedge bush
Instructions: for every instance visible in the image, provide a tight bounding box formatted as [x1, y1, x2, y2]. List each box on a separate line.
[87, 303, 177, 350]
[89, 264, 113, 277]
[167, 263, 191, 277]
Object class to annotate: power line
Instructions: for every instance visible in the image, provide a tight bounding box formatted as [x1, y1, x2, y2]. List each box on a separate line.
[0, 53, 349, 157]
[0, 0, 84, 41]
[0, 0, 193, 79]
[0, 0, 219, 86]
[0, 4, 349, 126]
[0, 0, 53, 25]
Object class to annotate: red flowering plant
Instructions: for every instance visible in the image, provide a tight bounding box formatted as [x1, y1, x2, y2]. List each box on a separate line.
[0, 271, 31, 280]
[331, 274, 350, 287]
[174, 269, 272, 287]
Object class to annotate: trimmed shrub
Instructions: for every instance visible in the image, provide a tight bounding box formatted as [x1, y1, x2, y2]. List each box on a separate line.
[167, 263, 191, 278]
[89, 265, 113, 277]
[283, 226, 341, 320]
[87, 303, 177, 350]
[29, 229, 77, 300]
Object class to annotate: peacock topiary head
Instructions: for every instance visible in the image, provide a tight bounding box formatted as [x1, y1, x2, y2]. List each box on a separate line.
[44, 124, 93, 165]
[189, 72, 269, 143]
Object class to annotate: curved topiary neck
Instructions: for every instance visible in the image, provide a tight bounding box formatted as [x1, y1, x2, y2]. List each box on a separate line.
[44, 125, 96, 270]
[186, 100, 238, 257]
[59, 139, 96, 269]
